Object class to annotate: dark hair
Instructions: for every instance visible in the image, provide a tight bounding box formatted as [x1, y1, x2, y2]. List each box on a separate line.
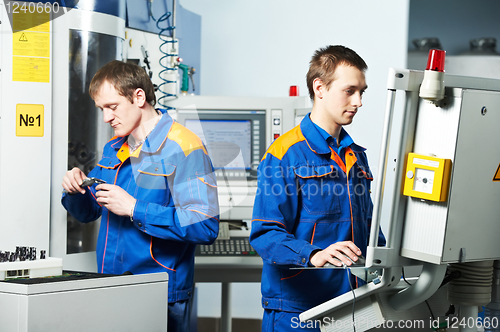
[306, 45, 367, 100]
[89, 60, 156, 106]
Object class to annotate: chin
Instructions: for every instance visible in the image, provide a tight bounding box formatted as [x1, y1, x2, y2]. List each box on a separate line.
[113, 130, 126, 137]
[344, 115, 355, 124]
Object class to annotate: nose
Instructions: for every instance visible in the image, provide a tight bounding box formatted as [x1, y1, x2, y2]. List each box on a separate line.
[352, 92, 363, 108]
[102, 108, 114, 123]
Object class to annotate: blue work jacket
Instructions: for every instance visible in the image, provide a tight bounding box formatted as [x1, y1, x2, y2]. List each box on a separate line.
[250, 114, 385, 313]
[62, 109, 219, 303]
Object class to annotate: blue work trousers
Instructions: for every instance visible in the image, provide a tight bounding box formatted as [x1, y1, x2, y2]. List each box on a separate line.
[168, 299, 191, 332]
[263, 309, 321, 332]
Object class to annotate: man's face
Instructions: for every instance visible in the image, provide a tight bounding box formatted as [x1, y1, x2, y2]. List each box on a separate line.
[94, 81, 141, 137]
[318, 64, 367, 128]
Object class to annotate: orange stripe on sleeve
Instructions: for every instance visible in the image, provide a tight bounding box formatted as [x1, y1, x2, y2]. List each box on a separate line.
[252, 219, 289, 233]
[187, 209, 220, 222]
[310, 223, 317, 244]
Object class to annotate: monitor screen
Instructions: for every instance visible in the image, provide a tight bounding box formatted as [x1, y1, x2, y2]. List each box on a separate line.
[176, 109, 266, 181]
[185, 119, 251, 170]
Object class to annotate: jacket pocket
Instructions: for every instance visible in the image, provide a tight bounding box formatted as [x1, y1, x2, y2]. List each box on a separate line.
[294, 165, 341, 215]
[97, 157, 121, 169]
[137, 160, 175, 187]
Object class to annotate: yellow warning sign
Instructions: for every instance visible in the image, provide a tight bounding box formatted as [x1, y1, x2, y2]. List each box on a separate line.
[13, 31, 50, 58]
[16, 104, 44, 137]
[12, 11, 50, 83]
[12, 57, 50, 83]
[494, 164, 500, 182]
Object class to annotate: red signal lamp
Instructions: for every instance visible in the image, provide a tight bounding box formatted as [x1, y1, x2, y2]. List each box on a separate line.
[419, 49, 446, 101]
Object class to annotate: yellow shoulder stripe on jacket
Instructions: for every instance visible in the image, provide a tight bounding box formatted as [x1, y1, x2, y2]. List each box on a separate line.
[261, 125, 305, 161]
[168, 122, 208, 157]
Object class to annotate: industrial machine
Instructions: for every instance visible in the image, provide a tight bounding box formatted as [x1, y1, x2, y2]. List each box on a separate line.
[299, 52, 500, 331]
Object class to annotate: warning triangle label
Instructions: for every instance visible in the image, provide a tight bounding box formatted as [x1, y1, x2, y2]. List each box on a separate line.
[494, 164, 500, 182]
[19, 33, 28, 42]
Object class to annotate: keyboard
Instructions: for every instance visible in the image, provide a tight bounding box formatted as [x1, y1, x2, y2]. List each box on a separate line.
[196, 237, 258, 256]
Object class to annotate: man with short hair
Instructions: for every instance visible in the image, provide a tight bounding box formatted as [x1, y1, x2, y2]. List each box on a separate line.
[62, 60, 219, 331]
[250, 45, 386, 331]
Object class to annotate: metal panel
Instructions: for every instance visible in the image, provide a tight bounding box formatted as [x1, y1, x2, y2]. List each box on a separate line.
[0, 1, 52, 252]
[401, 88, 500, 264]
[443, 89, 500, 262]
[400, 89, 462, 263]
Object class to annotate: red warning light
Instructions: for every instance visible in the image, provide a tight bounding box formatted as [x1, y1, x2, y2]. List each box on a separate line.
[289, 85, 299, 96]
[425, 49, 446, 72]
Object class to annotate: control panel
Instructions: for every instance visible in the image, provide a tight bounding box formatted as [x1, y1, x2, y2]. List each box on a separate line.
[271, 109, 283, 141]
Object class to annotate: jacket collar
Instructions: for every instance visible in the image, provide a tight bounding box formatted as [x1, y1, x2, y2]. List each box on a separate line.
[300, 113, 331, 155]
[300, 113, 365, 155]
[138, 108, 172, 154]
[111, 108, 173, 154]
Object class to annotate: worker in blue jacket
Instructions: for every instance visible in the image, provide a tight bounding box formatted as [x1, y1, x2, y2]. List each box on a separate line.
[62, 60, 219, 332]
[250, 45, 386, 331]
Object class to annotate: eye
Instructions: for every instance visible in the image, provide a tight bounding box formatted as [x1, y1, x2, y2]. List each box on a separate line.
[109, 105, 118, 111]
[345, 89, 354, 95]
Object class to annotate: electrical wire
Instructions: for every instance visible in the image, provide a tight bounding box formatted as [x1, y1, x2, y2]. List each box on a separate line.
[347, 268, 357, 332]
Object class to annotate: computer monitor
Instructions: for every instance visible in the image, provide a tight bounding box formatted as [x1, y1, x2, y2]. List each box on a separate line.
[177, 110, 266, 182]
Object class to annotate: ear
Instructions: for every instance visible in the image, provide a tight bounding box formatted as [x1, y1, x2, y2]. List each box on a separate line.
[133, 88, 147, 107]
[313, 78, 325, 100]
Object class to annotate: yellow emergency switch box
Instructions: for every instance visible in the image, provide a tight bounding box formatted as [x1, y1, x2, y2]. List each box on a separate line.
[403, 153, 452, 202]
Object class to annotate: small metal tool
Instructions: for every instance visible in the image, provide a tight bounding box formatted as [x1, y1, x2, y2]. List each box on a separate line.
[80, 177, 106, 188]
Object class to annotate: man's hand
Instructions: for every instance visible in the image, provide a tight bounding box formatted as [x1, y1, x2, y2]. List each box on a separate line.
[62, 167, 87, 195]
[309, 241, 361, 267]
[95, 184, 136, 217]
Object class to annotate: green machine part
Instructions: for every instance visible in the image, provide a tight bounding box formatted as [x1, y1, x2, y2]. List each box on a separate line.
[178, 63, 190, 93]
